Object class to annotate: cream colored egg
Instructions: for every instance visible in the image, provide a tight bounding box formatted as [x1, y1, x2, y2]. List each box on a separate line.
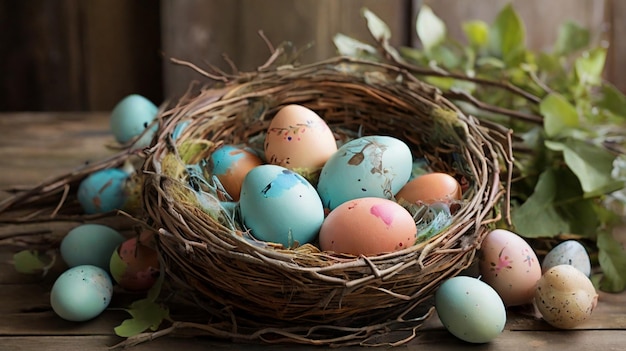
[264, 105, 337, 182]
[478, 229, 542, 306]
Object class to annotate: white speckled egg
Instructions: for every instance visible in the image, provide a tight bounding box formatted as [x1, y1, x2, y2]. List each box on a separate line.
[535, 264, 598, 329]
[110, 94, 158, 148]
[60, 224, 125, 271]
[316, 135, 412, 211]
[435, 276, 506, 343]
[50, 265, 113, 322]
[239, 164, 324, 248]
[542, 240, 591, 277]
[479, 229, 542, 306]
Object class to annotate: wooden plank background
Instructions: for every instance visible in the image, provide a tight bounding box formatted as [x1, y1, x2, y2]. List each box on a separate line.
[0, 0, 623, 111]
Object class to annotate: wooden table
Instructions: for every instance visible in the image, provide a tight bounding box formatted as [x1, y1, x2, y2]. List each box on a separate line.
[1, 112, 625, 351]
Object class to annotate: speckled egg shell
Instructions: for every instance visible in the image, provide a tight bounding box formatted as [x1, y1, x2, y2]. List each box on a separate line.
[479, 229, 542, 306]
[109, 237, 160, 292]
[542, 240, 591, 277]
[77, 168, 129, 214]
[50, 265, 113, 322]
[208, 144, 264, 201]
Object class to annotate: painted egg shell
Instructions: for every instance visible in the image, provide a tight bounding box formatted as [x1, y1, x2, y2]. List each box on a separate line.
[319, 197, 416, 256]
[109, 237, 160, 292]
[396, 172, 462, 205]
[317, 135, 412, 211]
[542, 240, 591, 277]
[535, 264, 598, 329]
[77, 168, 129, 214]
[50, 265, 113, 322]
[478, 229, 542, 306]
[264, 104, 337, 181]
[208, 145, 263, 201]
[435, 276, 506, 343]
[60, 224, 126, 271]
[239, 164, 324, 248]
[110, 94, 158, 148]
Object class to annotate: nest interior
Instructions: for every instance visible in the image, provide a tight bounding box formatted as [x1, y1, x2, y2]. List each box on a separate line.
[140, 56, 510, 344]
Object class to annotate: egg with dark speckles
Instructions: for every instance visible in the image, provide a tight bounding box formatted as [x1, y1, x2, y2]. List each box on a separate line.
[50, 265, 113, 322]
[77, 168, 129, 214]
[319, 197, 416, 256]
[239, 164, 324, 248]
[542, 240, 591, 277]
[534, 264, 598, 329]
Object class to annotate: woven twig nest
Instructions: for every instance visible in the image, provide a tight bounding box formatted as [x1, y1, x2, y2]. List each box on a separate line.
[141, 56, 511, 346]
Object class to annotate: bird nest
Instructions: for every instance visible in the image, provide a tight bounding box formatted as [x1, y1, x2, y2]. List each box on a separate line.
[137, 56, 512, 346]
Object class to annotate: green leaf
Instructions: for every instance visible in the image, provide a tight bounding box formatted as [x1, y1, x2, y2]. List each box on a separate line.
[597, 229, 626, 292]
[597, 83, 626, 118]
[540, 93, 579, 137]
[362, 8, 391, 41]
[416, 5, 446, 52]
[554, 20, 590, 56]
[333, 33, 377, 57]
[463, 20, 489, 49]
[575, 48, 607, 86]
[545, 139, 622, 196]
[488, 3, 526, 64]
[512, 169, 570, 237]
[13, 250, 46, 274]
[114, 299, 169, 337]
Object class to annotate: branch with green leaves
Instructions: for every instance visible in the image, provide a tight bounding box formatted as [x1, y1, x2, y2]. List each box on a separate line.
[334, 4, 626, 292]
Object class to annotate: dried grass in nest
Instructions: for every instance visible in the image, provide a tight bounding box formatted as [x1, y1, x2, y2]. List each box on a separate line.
[138, 55, 513, 346]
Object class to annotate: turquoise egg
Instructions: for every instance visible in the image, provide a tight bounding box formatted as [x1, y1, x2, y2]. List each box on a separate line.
[435, 276, 506, 343]
[239, 164, 324, 248]
[110, 94, 158, 148]
[77, 168, 129, 214]
[60, 224, 126, 271]
[50, 265, 113, 322]
[316, 135, 413, 210]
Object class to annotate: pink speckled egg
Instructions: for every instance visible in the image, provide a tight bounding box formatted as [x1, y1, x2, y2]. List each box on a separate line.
[109, 237, 160, 292]
[319, 197, 416, 256]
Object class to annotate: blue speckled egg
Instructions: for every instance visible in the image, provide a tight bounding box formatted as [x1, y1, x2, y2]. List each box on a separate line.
[60, 224, 126, 271]
[542, 240, 591, 277]
[316, 135, 413, 210]
[77, 168, 129, 214]
[110, 94, 158, 148]
[239, 164, 324, 248]
[50, 265, 113, 322]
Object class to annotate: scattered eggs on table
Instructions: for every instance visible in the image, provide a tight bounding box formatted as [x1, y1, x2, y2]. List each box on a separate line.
[109, 94, 159, 149]
[319, 197, 416, 256]
[264, 104, 337, 181]
[435, 276, 506, 343]
[109, 237, 160, 292]
[239, 164, 324, 248]
[207, 144, 264, 201]
[395, 172, 462, 205]
[534, 264, 598, 329]
[316, 135, 412, 211]
[60, 224, 126, 271]
[77, 168, 129, 214]
[478, 229, 542, 306]
[50, 265, 113, 322]
[541, 240, 591, 277]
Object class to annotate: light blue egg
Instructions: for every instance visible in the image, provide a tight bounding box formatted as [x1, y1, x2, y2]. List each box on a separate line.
[209, 145, 244, 176]
[542, 240, 591, 277]
[60, 224, 126, 271]
[435, 276, 506, 343]
[239, 165, 324, 248]
[171, 120, 190, 141]
[50, 265, 113, 322]
[317, 135, 413, 210]
[77, 168, 129, 214]
[110, 94, 158, 147]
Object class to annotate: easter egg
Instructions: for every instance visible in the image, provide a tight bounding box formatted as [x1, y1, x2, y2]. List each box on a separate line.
[396, 172, 462, 205]
[239, 164, 324, 248]
[77, 168, 129, 214]
[317, 135, 412, 211]
[542, 240, 591, 277]
[319, 197, 416, 256]
[110, 237, 160, 292]
[110, 94, 158, 148]
[435, 276, 506, 343]
[208, 144, 264, 201]
[478, 229, 542, 306]
[60, 224, 125, 271]
[50, 265, 113, 322]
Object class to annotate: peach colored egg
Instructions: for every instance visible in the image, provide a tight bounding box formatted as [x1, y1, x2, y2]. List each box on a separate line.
[478, 229, 542, 306]
[208, 145, 263, 201]
[264, 105, 337, 181]
[396, 172, 462, 205]
[319, 197, 416, 256]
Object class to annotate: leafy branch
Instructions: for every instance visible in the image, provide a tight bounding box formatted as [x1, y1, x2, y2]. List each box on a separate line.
[334, 4, 626, 292]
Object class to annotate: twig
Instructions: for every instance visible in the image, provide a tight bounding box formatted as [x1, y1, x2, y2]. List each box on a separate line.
[169, 57, 229, 82]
